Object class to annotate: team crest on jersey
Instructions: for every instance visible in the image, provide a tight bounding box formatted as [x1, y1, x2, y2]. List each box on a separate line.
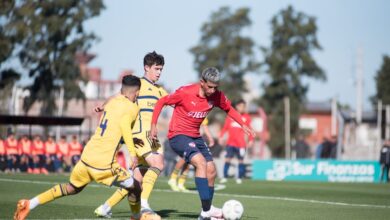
[188, 142, 196, 148]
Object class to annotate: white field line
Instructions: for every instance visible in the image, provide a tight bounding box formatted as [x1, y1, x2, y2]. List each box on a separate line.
[1, 178, 389, 209]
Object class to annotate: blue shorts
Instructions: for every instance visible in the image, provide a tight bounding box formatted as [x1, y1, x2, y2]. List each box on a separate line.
[169, 135, 213, 163]
[225, 146, 246, 160]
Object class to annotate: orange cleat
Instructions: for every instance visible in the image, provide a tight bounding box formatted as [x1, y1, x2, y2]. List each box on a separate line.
[14, 199, 30, 220]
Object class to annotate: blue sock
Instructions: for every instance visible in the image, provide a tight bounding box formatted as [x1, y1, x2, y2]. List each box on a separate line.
[224, 162, 231, 178]
[195, 177, 211, 211]
[238, 163, 246, 178]
[209, 186, 214, 202]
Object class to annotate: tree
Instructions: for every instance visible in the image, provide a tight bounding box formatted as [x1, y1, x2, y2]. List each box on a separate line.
[1, 0, 104, 115]
[259, 5, 326, 157]
[372, 55, 390, 106]
[190, 7, 260, 103]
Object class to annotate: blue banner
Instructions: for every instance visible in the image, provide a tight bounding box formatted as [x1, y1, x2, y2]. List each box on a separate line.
[252, 160, 381, 183]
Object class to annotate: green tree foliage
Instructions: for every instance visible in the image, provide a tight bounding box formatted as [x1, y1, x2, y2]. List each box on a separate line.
[259, 6, 326, 157]
[190, 7, 260, 102]
[372, 55, 390, 106]
[1, 0, 104, 115]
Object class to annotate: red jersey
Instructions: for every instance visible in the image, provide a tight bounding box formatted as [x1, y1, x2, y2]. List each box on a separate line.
[57, 141, 69, 157]
[69, 141, 82, 156]
[18, 139, 32, 155]
[45, 141, 57, 155]
[5, 137, 19, 155]
[32, 140, 45, 155]
[220, 114, 253, 148]
[152, 83, 245, 139]
[0, 139, 5, 155]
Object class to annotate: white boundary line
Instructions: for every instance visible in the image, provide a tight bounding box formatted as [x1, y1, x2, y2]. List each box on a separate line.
[1, 178, 389, 209]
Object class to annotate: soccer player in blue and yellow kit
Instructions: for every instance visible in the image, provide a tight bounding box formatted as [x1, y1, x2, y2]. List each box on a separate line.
[13, 75, 144, 220]
[94, 51, 167, 220]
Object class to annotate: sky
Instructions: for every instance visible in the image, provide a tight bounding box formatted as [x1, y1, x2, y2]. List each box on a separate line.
[85, 0, 390, 111]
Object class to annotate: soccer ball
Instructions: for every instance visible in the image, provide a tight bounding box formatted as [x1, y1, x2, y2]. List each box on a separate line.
[222, 200, 244, 220]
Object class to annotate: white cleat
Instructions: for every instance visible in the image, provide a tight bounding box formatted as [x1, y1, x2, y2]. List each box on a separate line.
[177, 184, 190, 192]
[219, 178, 227, 184]
[168, 179, 180, 191]
[236, 178, 242, 184]
[94, 205, 112, 218]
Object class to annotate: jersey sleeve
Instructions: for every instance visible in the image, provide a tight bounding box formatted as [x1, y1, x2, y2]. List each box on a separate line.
[215, 91, 232, 112]
[160, 87, 169, 97]
[152, 88, 184, 124]
[120, 103, 139, 157]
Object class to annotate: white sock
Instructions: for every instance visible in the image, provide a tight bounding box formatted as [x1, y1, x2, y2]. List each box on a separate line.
[102, 202, 111, 212]
[29, 197, 39, 210]
[141, 199, 149, 208]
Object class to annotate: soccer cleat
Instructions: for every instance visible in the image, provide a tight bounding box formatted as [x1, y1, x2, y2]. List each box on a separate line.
[14, 199, 30, 220]
[219, 178, 227, 184]
[209, 205, 223, 218]
[94, 205, 112, 218]
[140, 209, 161, 220]
[168, 179, 180, 191]
[177, 184, 190, 192]
[236, 178, 242, 184]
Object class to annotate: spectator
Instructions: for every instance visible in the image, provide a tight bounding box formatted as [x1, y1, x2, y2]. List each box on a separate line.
[379, 139, 390, 183]
[45, 136, 60, 173]
[293, 135, 310, 159]
[57, 136, 71, 172]
[18, 135, 32, 173]
[32, 135, 47, 174]
[0, 138, 6, 172]
[5, 133, 19, 173]
[68, 135, 82, 166]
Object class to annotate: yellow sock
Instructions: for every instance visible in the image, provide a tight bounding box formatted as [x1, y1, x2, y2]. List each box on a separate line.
[178, 170, 189, 186]
[170, 168, 180, 181]
[141, 167, 160, 200]
[106, 188, 128, 208]
[37, 184, 69, 205]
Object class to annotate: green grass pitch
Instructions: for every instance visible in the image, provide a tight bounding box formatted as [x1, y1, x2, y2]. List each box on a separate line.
[1, 173, 390, 219]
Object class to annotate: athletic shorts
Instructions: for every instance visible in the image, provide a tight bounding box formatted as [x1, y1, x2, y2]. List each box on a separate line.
[225, 146, 246, 160]
[70, 160, 132, 188]
[169, 135, 213, 163]
[133, 131, 162, 166]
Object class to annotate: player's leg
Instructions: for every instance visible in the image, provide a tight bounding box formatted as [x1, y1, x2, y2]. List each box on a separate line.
[196, 137, 223, 219]
[14, 161, 89, 220]
[236, 147, 246, 184]
[177, 163, 190, 192]
[168, 158, 185, 191]
[142, 152, 164, 210]
[221, 146, 234, 183]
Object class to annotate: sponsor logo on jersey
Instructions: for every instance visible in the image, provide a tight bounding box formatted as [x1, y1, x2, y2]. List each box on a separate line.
[187, 111, 207, 119]
[189, 142, 196, 148]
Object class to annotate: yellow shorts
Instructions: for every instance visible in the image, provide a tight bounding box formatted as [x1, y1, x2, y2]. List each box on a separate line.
[133, 131, 162, 166]
[70, 160, 131, 188]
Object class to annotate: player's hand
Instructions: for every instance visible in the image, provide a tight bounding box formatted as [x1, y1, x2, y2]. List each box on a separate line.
[208, 137, 215, 147]
[150, 124, 158, 140]
[243, 125, 256, 138]
[133, 138, 144, 148]
[94, 105, 104, 113]
[130, 156, 138, 170]
[218, 137, 224, 146]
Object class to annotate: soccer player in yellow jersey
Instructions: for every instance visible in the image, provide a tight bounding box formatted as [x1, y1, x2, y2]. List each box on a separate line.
[13, 75, 146, 220]
[94, 51, 167, 219]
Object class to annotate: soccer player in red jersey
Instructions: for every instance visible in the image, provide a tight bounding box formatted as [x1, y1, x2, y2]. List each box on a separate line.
[31, 135, 47, 174]
[218, 99, 254, 184]
[45, 136, 60, 173]
[150, 67, 255, 219]
[0, 138, 6, 172]
[68, 135, 82, 166]
[57, 136, 71, 172]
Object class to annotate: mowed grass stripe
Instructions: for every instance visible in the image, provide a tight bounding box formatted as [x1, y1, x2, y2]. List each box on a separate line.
[1, 177, 389, 209]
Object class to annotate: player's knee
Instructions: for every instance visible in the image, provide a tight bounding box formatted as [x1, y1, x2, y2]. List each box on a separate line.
[147, 153, 164, 171]
[65, 183, 83, 195]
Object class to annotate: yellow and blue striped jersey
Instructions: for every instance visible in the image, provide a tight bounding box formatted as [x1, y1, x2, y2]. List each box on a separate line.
[81, 95, 139, 169]
[133, 77, 168, 134]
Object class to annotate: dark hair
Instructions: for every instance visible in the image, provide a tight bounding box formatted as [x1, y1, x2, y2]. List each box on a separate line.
[233, 99, 246, 108]
[122, 75, 141, 88]
[144, 51, 165, 67]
